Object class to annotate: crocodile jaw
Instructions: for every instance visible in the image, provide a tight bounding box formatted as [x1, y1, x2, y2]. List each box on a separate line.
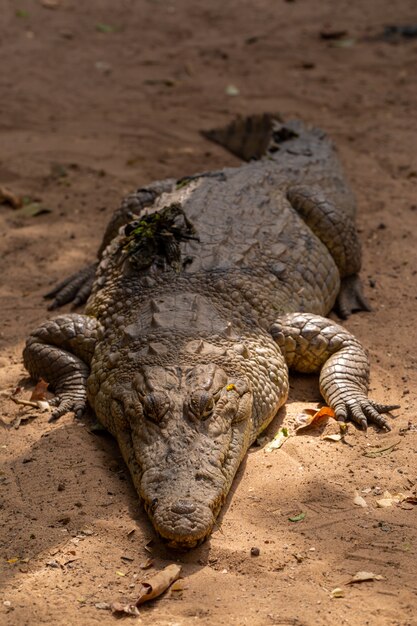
[137, 419, 251, 549]
[104, 362, 254, 548]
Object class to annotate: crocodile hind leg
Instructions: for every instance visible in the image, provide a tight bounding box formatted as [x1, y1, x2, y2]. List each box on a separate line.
[286, 186, 370, 318]
[23, 314, 101, 421]
[45, 180, 174, 309]
[271, 312, 399, 430]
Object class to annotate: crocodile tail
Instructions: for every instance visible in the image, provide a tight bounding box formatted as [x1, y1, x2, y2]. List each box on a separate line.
[202, 113, 283, 161]
[201, 112, 315, 163]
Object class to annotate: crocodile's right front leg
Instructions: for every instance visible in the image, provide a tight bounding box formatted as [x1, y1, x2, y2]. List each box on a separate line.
[23, 314, 102, 421]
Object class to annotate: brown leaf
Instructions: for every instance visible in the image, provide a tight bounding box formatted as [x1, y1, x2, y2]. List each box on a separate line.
[0, 185, 22, 209]
[30, 379, 49, 402]
[295, 406, 336, 432]
[347, 571, 384, 584]
[136, 564, 182, 606]
[110, 565, 182, 616]
[403, 495, 417, 505]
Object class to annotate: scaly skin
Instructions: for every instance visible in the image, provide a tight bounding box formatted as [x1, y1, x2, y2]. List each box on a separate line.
[23, 115, 398, 548]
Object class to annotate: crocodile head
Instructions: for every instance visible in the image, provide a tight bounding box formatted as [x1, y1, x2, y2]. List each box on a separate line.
[111, 363, 253, 549]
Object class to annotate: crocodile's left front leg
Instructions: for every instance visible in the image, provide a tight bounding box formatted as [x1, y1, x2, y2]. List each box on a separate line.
[271, 313, 399, 430]
[23, 314, 101, 421]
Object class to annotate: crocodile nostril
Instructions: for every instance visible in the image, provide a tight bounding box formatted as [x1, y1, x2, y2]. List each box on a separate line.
[170, 500, 196, 515]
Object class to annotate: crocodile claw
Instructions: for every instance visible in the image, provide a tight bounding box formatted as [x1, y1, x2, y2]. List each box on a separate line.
[335, 275, 372, 319]
[334, 398, 399, 431]
[45, 262, 98, 310]
[48, 395, 87, 422]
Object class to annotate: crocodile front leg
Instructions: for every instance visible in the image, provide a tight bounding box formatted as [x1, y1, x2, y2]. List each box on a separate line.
[23, 314, 101, 421]
[271, 312, 399, 430]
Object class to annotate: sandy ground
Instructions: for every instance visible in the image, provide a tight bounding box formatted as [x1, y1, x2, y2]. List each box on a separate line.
[1, 1, 417, 625]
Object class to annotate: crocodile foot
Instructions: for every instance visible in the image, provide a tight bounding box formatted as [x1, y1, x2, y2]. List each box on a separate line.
[333, 398, 400, 431]
[335, 274, 371, 319]
[45, 262, 98, 310]
[48, 394, 88, 422]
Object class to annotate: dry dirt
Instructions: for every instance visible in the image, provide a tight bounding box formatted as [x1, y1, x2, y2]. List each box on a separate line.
[1, 1, 417, 625]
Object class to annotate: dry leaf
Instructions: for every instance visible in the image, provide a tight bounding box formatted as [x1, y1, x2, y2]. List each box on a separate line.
[30, 379, 49, 402]
[376, 498, 393, 508]
[323, 433, 342, 442]
[347, 571, 384, 584]
[331, 587, 345, 598]
[295, 406, 336, 432]
[353, 491, 367, 508]
[111, 564, 182, 614]
[403, 495, 417, 505]
[376, 491, 405, 508]
[0, 186, 22, 208]
[264, 427, 289, 452]
[136, 564, 182, 606]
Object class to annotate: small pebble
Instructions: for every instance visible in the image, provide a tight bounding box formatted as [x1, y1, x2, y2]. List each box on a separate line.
[250, 547, 260, 557]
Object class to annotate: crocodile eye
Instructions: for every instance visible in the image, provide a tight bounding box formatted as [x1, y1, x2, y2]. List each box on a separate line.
[143, 392, 170, 424]
[188, 390, 215, 421]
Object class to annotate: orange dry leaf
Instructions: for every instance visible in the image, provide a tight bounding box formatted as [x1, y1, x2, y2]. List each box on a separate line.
[30, 379, 49, 402]
[295, 406, 336, 432]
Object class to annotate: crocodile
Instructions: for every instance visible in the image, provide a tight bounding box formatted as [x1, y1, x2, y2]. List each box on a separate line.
[23, 114, 398, 549]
